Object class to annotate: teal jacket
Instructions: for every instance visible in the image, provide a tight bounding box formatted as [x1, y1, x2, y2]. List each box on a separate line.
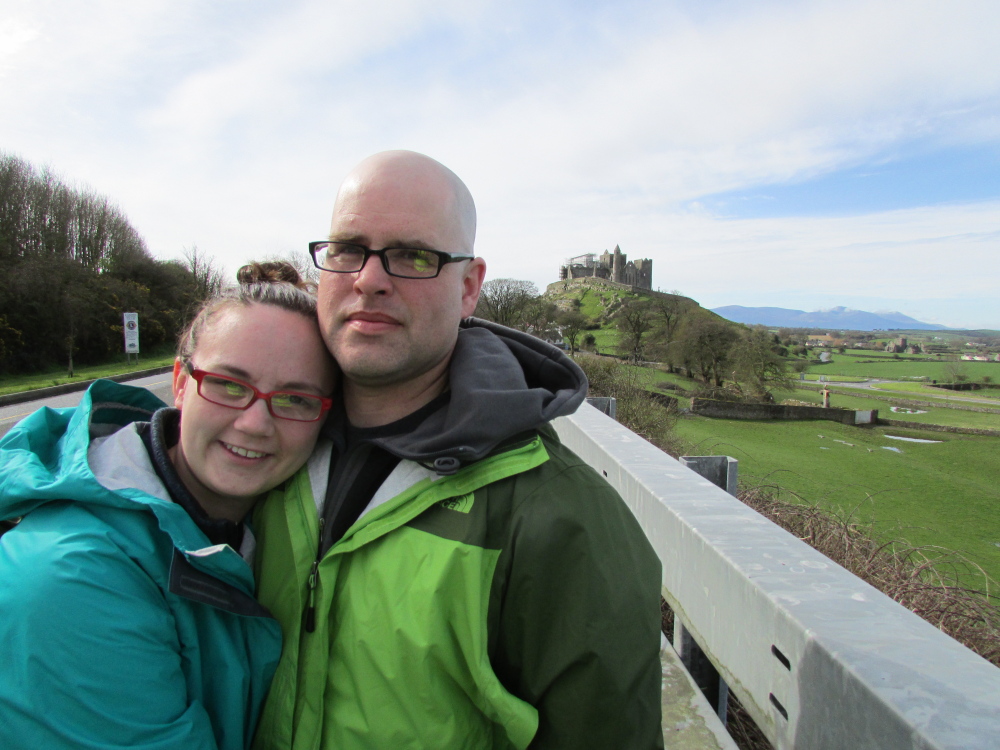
[252, 321, 664, 750]
[0, 380, 282, 750]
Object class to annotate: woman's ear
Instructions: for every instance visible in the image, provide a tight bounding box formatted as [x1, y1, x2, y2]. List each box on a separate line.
[172, 359, 188, 409]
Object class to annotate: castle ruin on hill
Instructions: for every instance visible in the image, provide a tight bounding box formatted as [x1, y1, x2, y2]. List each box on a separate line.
[558, 245, 653, 291]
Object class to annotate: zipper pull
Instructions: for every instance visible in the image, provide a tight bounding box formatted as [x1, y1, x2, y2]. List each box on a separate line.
[304, 560, 319, 633]
[304, 517, 325, 634]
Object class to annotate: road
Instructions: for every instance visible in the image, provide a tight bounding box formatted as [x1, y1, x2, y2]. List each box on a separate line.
[0, 373, 174, 440]
[808, 378, 1000, 407]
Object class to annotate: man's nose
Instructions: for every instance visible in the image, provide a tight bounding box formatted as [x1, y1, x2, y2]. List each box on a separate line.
[353, 252, 394, 296]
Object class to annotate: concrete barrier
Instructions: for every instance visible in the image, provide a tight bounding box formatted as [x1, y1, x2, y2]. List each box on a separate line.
[554, 402, 1000, 749]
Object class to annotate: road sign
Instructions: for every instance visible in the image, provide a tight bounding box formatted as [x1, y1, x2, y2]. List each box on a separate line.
[123, 313, 140, 354]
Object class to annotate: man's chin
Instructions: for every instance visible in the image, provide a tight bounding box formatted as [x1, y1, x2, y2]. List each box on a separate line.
[338, 354, 410, 388]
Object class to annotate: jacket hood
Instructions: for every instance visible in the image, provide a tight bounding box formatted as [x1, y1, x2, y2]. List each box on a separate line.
[0, 379, 170, 521]
[369, 317, 588, 468]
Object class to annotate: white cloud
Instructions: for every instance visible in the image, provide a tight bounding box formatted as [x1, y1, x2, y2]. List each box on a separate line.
[1, 0, 998, 327]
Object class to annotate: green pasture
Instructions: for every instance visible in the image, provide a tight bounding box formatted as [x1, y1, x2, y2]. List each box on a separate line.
[647, 368, 696, 392]
[809, 357, 998, 381]
[809, 382, 1000, 411]
[0, 349, 176, 397]
[868, 381, 1000, 401]
[672, 415, 1000, 585]
[778, 387, 1000, 431]
[586, 327, 619, 353]
[570, 287, 609, 320]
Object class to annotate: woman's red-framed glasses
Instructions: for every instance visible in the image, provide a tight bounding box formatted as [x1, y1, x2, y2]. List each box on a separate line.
[185, 364, 333, 422]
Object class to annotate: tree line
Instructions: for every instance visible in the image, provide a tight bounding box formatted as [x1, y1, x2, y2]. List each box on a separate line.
[476, 278, 791, 401]
[0, 153, 222, 375]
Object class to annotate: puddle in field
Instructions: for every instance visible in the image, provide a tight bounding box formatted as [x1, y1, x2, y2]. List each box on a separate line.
[885, 435, 942, 444]
[890, 406, 927, 414]
[881, 446, 903, 453]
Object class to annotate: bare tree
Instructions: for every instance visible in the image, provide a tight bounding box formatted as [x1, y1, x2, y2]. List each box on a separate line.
[680, 314, 739, 386]
[647, 294, 690, 371]
[557, 310, 588, 357]
[520, 296, 559, 339]
[728, 325, 792, 401]
[615, 299, 653, 362]
[182, 245, 226, 301]
[475, 278, 540, 329]
[943, 359, 969, 384]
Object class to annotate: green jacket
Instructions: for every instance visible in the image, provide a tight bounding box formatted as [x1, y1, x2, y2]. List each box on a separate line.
[0, 381, 282, 750]
[252, 321, 664, 750]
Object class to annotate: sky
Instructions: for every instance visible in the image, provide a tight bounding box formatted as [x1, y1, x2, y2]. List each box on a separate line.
[2, 0, 999, 329]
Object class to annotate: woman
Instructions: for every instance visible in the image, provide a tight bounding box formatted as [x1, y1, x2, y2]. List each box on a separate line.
[0, 263, 336, 750]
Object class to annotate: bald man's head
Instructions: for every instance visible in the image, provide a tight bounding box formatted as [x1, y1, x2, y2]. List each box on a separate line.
[332, 150, 476, 255]
[317, 151, 487, 412]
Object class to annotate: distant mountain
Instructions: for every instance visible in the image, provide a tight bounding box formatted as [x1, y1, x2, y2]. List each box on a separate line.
[711, 305, 949, 331]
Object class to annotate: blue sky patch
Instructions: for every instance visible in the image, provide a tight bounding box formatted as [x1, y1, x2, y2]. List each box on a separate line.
[695, 143, 1000, 218]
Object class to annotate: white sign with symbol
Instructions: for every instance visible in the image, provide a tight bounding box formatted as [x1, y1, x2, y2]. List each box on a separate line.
[123, 313, 140, 353]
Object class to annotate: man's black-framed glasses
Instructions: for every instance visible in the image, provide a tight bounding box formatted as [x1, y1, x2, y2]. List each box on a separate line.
[185, 363, 333, 422]
[309, 241, 473, 279]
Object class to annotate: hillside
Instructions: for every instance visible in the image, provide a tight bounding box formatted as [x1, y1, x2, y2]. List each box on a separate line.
[712, 305, 948, 331]
[545, 277, 714, 320]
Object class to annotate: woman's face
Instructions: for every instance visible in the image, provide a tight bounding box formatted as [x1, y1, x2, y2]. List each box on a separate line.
[170, 303, 336, 522]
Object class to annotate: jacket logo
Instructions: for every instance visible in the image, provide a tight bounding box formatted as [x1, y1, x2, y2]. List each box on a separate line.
[439, 493, 474, 514]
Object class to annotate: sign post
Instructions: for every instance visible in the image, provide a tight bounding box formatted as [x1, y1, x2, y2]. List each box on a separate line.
[123, 313, 140, 365]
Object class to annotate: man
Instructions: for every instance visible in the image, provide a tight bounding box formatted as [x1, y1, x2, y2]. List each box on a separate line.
[252, 151, 664, 749]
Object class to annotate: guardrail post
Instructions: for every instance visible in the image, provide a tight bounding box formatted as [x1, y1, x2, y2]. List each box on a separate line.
[674, 455, 738, 726]
[585, 396, 616, 420]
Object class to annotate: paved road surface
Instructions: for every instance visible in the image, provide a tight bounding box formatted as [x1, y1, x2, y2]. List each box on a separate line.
[0, 374, 174, 440]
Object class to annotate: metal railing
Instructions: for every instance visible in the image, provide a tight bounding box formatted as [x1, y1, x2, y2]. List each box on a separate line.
[553, 402, 1000, 749]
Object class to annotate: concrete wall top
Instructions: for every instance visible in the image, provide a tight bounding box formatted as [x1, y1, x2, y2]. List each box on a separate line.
[554, 402, 1000, 750]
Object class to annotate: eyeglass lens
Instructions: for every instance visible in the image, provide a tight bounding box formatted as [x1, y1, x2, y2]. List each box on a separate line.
[198, 374, 325, 421]
[315, 243, 442, 278]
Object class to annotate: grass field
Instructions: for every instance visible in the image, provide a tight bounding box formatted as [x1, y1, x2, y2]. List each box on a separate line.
[809, 356, 998, 381]
[779, 387, 1000, 431]
[587, 327, 619, 352]
[672, 415, 1000, 584]
[867, 381, 1000, 401]
[0, 349, 176, 396]
[815, 383, 1000, 410]
[571, 287, 609, 320]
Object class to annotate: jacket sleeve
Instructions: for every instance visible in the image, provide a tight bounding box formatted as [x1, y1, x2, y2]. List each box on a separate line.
[0, 517, 220, 750]
[490, 462, 665, 750]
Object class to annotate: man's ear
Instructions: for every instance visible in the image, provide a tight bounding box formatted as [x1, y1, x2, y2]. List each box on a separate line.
[172, 359, 188, 409]
[460, 258, 487, 318]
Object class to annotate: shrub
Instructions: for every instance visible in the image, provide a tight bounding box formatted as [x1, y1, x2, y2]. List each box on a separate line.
[576, 355, 680, 453]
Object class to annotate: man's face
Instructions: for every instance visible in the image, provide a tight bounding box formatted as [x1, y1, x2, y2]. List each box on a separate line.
[317, 173, 484, 389]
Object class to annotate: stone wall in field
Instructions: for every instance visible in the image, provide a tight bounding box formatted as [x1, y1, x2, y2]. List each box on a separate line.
[690, 398, 876, 426]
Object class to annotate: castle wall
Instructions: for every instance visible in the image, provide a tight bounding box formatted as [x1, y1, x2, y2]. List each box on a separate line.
[558, 246, 652, 291]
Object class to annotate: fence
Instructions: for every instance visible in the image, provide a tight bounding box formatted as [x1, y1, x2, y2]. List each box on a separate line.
[553, 402, 1000, 749]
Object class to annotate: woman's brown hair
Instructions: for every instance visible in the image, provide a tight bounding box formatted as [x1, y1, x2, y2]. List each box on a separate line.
[176, 261, 320, 361]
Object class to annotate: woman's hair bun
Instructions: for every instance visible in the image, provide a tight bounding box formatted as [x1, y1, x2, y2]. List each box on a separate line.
[237, 261, 303, 287]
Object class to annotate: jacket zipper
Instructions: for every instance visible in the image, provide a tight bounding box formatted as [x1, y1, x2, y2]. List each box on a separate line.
[304, 516, 324, 633]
